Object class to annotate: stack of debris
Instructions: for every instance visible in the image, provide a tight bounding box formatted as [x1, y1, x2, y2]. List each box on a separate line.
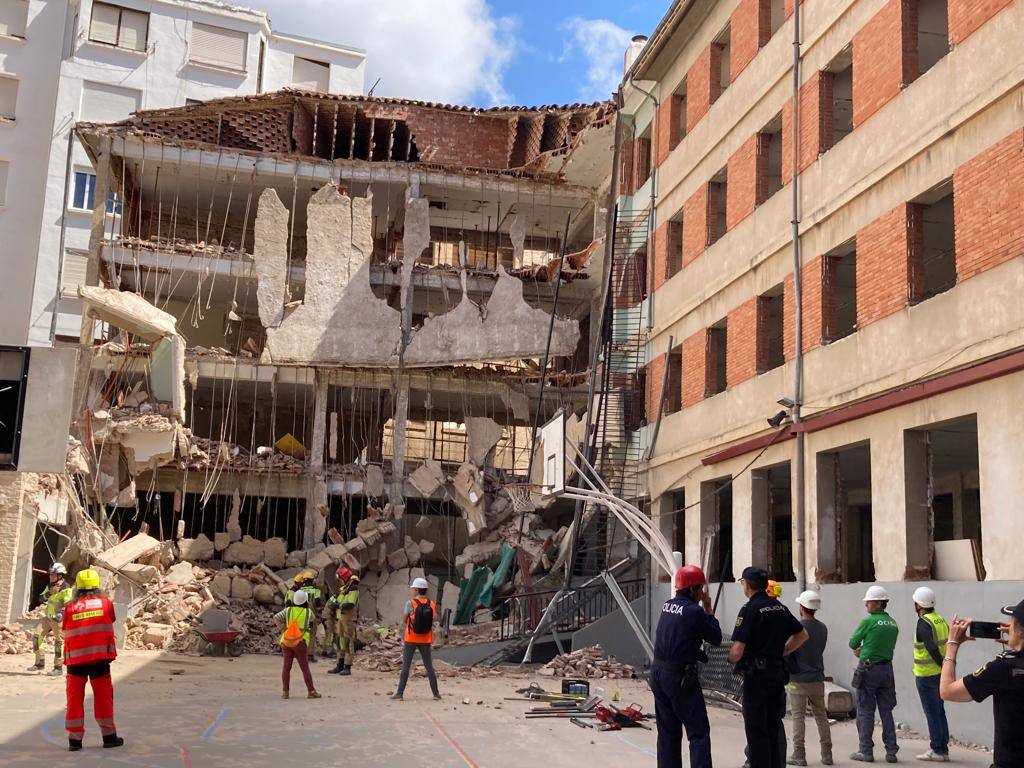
[184, 438, 305, 473]
[538, 645, 635, 679]
[0, 624, 33, 654]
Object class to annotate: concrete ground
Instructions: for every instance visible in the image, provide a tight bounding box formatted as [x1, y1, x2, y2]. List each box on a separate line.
[0, 651, 994, 768]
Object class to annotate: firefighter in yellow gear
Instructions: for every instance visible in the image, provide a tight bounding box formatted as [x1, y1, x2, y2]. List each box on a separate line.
[30, 563, 74, 675]
[328, 566, 360, 676]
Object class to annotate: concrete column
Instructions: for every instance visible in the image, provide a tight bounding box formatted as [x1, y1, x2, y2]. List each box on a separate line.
[731, 471, 756, 575]
[814, 451, 840, 580]
[976, 383, 1024, 580]
[871, 428, 910, 582]
[654, 493, 675, 585]
[903, 430, 932, 578]
[389, 380, 409, 508]
[303, 372, 329, 549]
[0, 474, 28, 622]
[684, 479, 704, 567]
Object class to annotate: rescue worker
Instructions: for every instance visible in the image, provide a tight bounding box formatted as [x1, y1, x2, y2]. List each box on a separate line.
[849, 585, 900, 763]
[287, 570, 323, 662]
[650, 564, 722, 768]
[273, 589, 321, 699]
[328, 566, 360, 676]
[911, 586, 949, 762]
[729, 566, 808, 768]
[786, 590, 833, 767]
[62, 568, 123, 751]
[391, 577, 441, 701]
[29, 562, 74, 675]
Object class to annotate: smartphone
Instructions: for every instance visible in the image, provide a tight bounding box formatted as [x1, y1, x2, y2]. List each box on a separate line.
[969, 621, 1004, 640]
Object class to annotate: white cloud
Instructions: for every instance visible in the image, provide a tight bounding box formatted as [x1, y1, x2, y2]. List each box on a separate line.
[250, 0, 517, 105]
[560, 17, 635, 102]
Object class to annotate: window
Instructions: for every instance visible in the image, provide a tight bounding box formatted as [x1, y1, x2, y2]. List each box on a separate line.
[671, 489, 686, 555]
[293, 56, 330, 92]
[822, 240, 857, 342]
[700, 477, 733, 581]
[80, 81, 140, 122]
[758, 113, 783, 203]
[89, 2, 148, 52]
[0, 0, 29, 38]
[61, 251, 89, 296]
[189, 22, 247, 71]
[715, 24, 731, 96]
[752, 463, 794, 581]
[667, 215, 683, 280]
[72, 171, 96, 210]
[633, 125, 652, 191]
[670, 83, 687, 150]
[0, 347, 29, 467]
[706, 319, 727, 397]
[816, 442, 874, 583]
[911, 180, 956, 303]
[0, 159, 8, 206]
[185, 98, 203, 106]
[257, 38, 265, 92]
[916, 0, 949, 77]
[825, 47, 854, 150]
[757, 285, 784, 372]
[708, 167, 728, 245]
[770, 0, 786, 37]
[0, 76, 17, 120]
[666, 345, 682, 414]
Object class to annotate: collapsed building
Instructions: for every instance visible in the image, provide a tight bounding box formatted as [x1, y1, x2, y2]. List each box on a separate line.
[1, 89, 639, 651]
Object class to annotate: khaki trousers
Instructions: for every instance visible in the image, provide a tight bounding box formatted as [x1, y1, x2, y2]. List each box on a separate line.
[787, 681, 832, 761]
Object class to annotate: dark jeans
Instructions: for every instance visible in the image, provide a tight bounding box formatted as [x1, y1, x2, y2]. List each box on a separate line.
[281, 642, 315, 693]
[649, 666, 712, 768]
[855, 662, 898, 756]
[395, 642, 439, 697]
[915, 674, 949, 755]
[743, 668, 788, 768]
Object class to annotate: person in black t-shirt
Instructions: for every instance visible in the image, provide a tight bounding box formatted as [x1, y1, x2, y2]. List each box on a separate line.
[729, 567, 809, 768]
[939, 599, 1024, 768]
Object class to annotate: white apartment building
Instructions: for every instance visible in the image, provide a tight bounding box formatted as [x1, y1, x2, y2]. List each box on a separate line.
[0, 0, 366, 349]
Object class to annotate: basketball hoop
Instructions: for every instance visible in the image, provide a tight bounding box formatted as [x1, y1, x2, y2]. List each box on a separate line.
[504, 483, 544, 513]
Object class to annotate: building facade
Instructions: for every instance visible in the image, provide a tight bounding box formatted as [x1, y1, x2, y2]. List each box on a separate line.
[617, 0, 1023, 745]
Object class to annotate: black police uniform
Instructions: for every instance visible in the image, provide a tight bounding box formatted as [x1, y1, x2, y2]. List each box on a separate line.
[650, 590, 723, 768]
[733, 589, 804, 768]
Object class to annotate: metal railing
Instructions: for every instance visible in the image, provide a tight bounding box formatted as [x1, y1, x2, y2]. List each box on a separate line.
[497, 578, 646, 641]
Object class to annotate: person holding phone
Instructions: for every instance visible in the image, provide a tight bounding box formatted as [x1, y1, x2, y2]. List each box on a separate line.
[939, 599, 1024, 768]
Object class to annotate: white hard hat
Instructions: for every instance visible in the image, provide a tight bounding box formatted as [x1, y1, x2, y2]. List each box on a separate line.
[49, 562, 67, 575]
[410, 577, 430, 590]
[292, 589, 308, 606]
[796, 590, 821, 610]
[912, 586, 936, 608]
[864, 585, 891, 602]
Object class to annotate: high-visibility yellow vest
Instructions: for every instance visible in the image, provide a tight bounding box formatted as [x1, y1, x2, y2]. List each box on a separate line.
[279, 606, 311, 646]
[913, 611, 949, 677]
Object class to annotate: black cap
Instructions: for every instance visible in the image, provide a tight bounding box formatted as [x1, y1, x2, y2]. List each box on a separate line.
[1001, 600, 1024, 623]
[739, 566, 768, 582]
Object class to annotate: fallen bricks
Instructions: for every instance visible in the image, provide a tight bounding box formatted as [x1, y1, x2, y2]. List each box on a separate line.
[0, 624, 33, 654]
[538, 645, 636, 680]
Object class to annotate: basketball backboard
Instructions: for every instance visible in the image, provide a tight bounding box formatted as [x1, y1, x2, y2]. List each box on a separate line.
[539, 409, 566, 498]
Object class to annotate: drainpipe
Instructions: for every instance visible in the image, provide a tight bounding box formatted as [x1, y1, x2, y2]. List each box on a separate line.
[50, 118, 76, 344]
[791, 1, 807, 590]
[628, 78, 658, 331]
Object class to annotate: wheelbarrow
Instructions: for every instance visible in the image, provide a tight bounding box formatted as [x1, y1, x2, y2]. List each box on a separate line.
[197, 608, 244, 657]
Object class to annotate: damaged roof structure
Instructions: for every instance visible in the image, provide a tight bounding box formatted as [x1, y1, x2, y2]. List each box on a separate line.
[11, 88, 637, 650]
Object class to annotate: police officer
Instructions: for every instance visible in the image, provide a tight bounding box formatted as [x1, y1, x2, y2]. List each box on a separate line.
[650, 564, 722, 768]
[730, 567, 808, 768]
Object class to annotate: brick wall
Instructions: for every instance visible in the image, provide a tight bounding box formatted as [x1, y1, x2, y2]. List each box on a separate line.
[783, 255, 824, 360]
[727, 298, 759, 386]
[683, 184, 711, 266]
[652, 221, 669, 292]
[785, 0, 796, 17]
[655, 94, 683, 167]
[782, 72, 832, 185]
[0, 473, 26, 623]
[646, 353, 667, 420]
[856, 203, 915, 326]
[852, 0, 917, 127]
[727, 134, 761, 229]
[954, 128, 1024, 281]
[731, 0, 771, 83]
[686, 44, 724, 133]
[682, 329, 709, 407]
[949, 0, 1014, 44]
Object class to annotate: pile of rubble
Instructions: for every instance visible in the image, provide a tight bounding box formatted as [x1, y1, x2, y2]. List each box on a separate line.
[0, 624, 33, 655]
[538, 645, 636, 680]
[184, 438, 305, 473]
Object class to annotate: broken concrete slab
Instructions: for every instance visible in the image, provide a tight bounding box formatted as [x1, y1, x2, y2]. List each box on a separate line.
[120, 563, 158, 585]
[78, 285, 178, 342]
[141, 624, 174, 649]
[178, 534, 214, 562]
[365, 465, 385, 498]
[164, 561, 195, 586]
[454, 541, 503, 570]
[409, 459, 445, 496]
[440, 580, 461, 618]
[307, 548, 334, 571]
[210, 572, 232, 599]
[230, 577, 254, 600]
[452, 462, 487, 536]
[386, 548, 409, 570]
[214, 532, 230, 552]
[95, 533, 162, 571]
[263, 538, 287, 569]
[465, 417, 504, 466]
[227, 490, 243, 543]
[223, 536, 265, 565]
[285, 549, 307, 568]
[253, 188, 289, 328]
[253, 584, 277, 605]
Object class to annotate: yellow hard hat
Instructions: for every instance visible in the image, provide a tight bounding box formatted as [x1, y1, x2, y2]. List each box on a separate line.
[76, 568, 101, 591]
[295, 569, 315, 585]
[767, 580, 782, 598]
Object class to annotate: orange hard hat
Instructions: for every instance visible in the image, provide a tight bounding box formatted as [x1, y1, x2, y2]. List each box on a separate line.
[674, 565, 707, 590]
[336, 566, 353, 582]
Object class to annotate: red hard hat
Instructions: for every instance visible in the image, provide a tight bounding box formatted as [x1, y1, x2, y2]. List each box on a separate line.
[336, 566, 353, 582]
[674, 565, 707, 590]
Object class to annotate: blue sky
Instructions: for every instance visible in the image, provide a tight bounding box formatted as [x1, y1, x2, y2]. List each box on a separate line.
[249, 0, 670, 106]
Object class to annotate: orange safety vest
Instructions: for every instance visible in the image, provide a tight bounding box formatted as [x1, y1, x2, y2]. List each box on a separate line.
[404, 597, 435, 644]
[62, 594, 117, 666]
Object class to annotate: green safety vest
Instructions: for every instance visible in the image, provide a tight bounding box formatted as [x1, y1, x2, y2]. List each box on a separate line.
[40, 584, 74, 620]
[913, 611, 949, 677]
[279, 605, 312, 646]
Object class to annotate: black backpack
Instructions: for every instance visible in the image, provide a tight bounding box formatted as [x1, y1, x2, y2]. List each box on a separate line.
[411, 599, 434, 634]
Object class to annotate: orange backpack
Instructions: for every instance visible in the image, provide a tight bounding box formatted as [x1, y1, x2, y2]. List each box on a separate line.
[281, 608, 306, 648]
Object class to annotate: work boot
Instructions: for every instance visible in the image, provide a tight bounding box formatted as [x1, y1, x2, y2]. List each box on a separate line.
[27, 661, 44, 672]
[850, 753, 875, 763]
[433, 693, 442, 701]
[886, 755, 898, 764]
[787, 757, 808, 766]
[281, 691, 289, 699]
[48, 667, 63, 676]
[307, 690, 321, 699]
[916, 751, 949, 763]
[308, 655, 317, 663]
[337, 664, 351, 676]
[68, 738, 83, 752]
[390, 692, 403, 701]
[822, 753, 834, 766]
[327, 660, 343, 674]
[102, 733, 125, 749]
